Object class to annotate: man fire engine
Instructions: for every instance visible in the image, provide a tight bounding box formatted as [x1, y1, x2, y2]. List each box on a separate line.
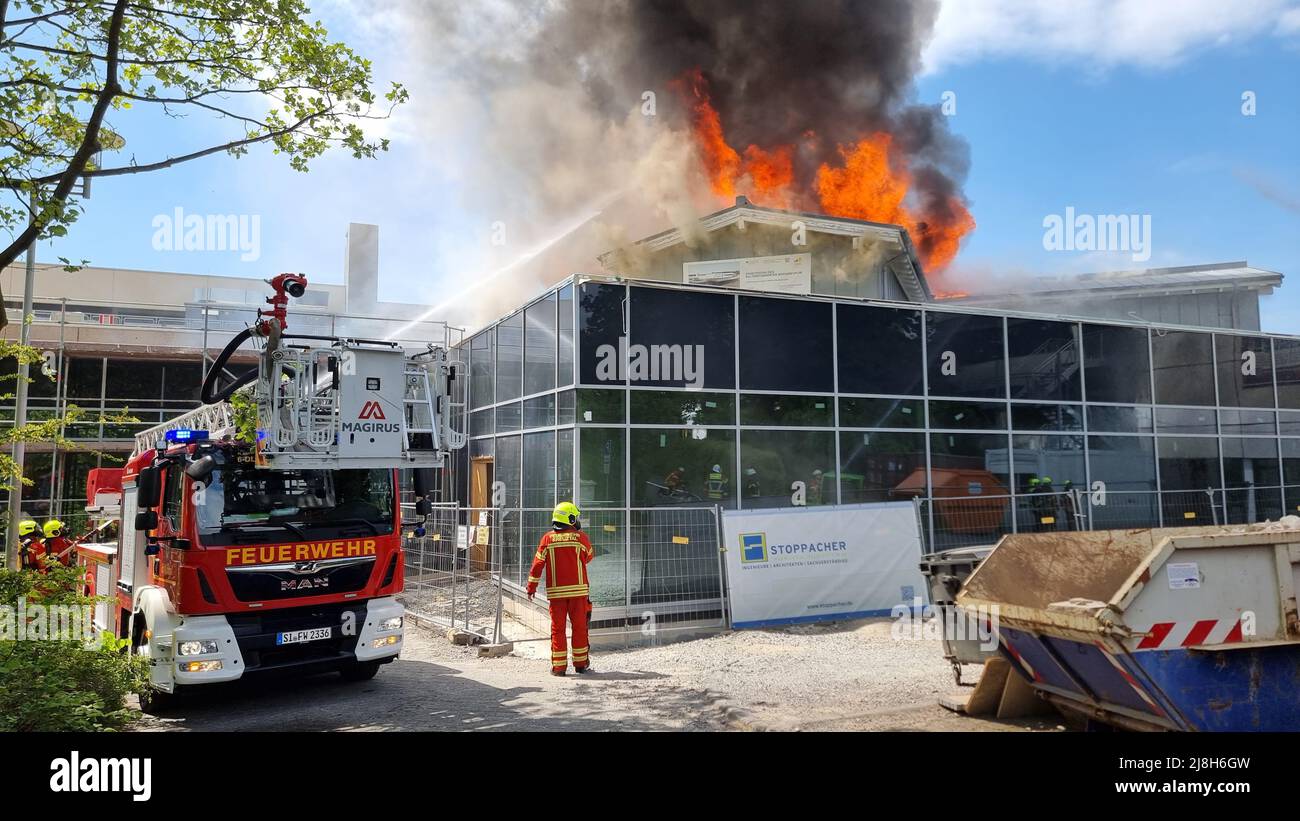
[526, 502, 594, 676]
[84, 273, 464, 711]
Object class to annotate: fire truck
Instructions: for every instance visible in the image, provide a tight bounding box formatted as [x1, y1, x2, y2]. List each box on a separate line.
[78, 273, 464, 711]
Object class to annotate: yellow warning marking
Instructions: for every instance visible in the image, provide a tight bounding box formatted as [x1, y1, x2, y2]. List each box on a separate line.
[672, 536, 689, 545]
[432, 534, 441, 541]
[1040, 517, 1055, 525]
[603, 524, 617, 532]
[1184, 511, 1197, 519]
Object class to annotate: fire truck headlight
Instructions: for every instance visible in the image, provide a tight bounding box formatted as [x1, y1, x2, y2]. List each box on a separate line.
[380, 616, 403, 631]
[179, 660, 223, 673]
[370, 635, 400, 649]
[178, 640, 220, 656]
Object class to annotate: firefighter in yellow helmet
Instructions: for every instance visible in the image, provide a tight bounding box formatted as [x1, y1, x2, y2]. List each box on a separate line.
[41, 519, 75, 567]
[526, 501, 594, 676]
[16, 519, 41, 570]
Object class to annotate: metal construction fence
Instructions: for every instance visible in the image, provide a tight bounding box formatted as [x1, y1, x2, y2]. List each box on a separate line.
[916, 484, 1300, 553]
[400, 504, 728, 647]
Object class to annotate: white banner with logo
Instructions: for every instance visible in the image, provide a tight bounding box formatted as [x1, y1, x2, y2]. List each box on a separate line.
[722, 502, 925, 629]
[683, 253, 811, 295]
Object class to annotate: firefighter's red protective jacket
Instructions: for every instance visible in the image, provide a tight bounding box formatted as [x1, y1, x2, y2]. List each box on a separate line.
[526, 526, 594, 599]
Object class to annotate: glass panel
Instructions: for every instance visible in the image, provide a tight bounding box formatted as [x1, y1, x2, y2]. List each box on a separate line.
[739, 296, 832, 392]
[1155, 406, 1216, 435]
[1280, 410, 1300, 436]
[585, 508, 625, 608]
[470, 438, 494, 460]
[495, 313, 523, 402]
[928, 399, 1006, 430]
[522, 431, 556, 509]
[495, 402, 521, 433]
[1007, 318, 1081, 402]
[1011, 403, 1083, 432]
[557, 428, 574, 502]
[739, 429, 836, 508]
[523, 394, 556, 429]
[928, 433, 1011, 497]
[470, 408, 493, 438]
[631, 428, 736, 508]
[1276, 339, 1300, 409]
[835, 304, 924, 395]
[578, 282, 625, 386]
[1157, 436, 1220, 525]
[1222, 437, 1282, 523]
[629, 286, 735, 389]
[739, 394, 832, 426]
[558, 284, 574, 387]
[106, 359, 163, 400]
[578, 427, 624, 507]
[630, 390, 735, 426]
[1082, 324, 1151, 404]
[926, 312, 1005, 399]
[1151, 330, 1215, 406]
[1219, 409, 1275, 436]
[557, 389, 575, 426]
[66, 357, 103, 400]
[1086, 405, 1153, 434]
[1216, 334, 1274, 408]
[838, 396, 923, 428]
[1282, 439, 1300, 514]
[523, 293, 557, 396]
[1088, 435, 1158, 528]
[163, 362, 202, 403]
[470, 331, 493, 409]
[576, 389, 624, 424]
[494, 435, 521, 508]
[837, 431, 925, 504]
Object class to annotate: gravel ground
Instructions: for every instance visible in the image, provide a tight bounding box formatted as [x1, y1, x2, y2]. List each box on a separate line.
[133, 616, 1065, 732]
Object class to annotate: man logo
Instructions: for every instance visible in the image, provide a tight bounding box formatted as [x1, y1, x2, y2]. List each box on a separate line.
[358, 400, 386, 420]
[740, 532, 767, 563]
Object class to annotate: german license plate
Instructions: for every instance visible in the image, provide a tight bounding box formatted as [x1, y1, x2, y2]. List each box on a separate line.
[276, 627, 331, 645]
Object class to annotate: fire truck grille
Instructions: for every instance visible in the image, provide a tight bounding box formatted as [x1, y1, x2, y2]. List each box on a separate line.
[226, 602, 366, 673]
[225, 556, 375, 602]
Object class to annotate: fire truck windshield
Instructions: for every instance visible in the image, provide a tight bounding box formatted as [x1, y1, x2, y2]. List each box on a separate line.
[194, 457, 394, 546]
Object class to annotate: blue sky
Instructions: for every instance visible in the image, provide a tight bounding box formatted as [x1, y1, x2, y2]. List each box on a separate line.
[19, 1, 1300, 331]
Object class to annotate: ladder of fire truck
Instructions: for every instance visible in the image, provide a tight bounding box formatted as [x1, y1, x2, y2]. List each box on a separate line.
[133, 402, 237, 457]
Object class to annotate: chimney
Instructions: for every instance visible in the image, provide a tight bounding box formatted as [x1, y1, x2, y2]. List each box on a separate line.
[735, 195, 750, 207]
[344, 223, 379, 314]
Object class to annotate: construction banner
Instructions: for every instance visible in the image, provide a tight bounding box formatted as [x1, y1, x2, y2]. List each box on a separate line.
[722, 501, 925, 629]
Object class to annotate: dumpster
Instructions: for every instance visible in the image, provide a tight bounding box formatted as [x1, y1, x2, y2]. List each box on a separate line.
[957, 520, 1300, 731]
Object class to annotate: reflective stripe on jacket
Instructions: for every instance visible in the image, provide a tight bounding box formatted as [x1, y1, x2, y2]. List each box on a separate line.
[527, 527, 594, 599]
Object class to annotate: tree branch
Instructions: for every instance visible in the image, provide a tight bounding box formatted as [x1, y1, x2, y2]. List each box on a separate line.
[0, 0, 128, 271]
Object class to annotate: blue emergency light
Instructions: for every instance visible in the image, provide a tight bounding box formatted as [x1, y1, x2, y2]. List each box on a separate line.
[165, 429, 209, 443]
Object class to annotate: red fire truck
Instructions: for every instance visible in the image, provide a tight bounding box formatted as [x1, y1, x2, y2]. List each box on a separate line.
[78, 274, 463, 711]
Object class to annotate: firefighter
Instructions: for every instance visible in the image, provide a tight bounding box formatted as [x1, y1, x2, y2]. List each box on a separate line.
[809, 469, 824, 505]
[1034, 476, 1057, 532]
[664, 466, 686, 493]
[705, 464, 728, 502]
[41, 519, 75, 567]
[743, 467, 761, 500]
[526, 502, 594, 677]
[16, 519, 41, 570]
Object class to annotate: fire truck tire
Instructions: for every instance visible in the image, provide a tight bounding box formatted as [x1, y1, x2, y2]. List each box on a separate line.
[138, 686, 180, 715]
[339, 660, 381, 682]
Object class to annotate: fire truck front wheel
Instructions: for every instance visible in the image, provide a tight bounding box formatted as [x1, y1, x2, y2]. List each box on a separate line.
[339, 660, 382, 682]
[138, 685, 181, 715]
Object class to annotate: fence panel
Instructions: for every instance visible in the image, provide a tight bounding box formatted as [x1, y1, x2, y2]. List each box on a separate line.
[400, 504, 505, 642]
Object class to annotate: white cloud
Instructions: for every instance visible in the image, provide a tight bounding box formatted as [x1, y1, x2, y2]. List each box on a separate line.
[923, 0, 1300, 74]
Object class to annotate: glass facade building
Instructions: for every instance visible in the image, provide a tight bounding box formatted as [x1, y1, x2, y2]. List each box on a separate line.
[461, 276, 1300, 601]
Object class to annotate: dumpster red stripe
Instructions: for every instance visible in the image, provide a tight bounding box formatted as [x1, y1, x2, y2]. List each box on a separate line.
[1181, 619, 1218, 647]
[1137, 622, 1174, 649]
[1223, 618, 1244, 644]
[1095, 641, 1166, 717]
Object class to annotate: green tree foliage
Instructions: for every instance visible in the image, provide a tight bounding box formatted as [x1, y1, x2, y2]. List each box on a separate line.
[0, 561, 148, 731]
[0, 0, 407, 292]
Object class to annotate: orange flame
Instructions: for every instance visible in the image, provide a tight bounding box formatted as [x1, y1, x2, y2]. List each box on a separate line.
[678, 71, 974, 272]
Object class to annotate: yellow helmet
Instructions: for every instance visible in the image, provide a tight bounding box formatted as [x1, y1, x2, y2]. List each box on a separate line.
[17, 520, 38, 537]
[552, 501, 581, 527]
[42, 519, 65, 539]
